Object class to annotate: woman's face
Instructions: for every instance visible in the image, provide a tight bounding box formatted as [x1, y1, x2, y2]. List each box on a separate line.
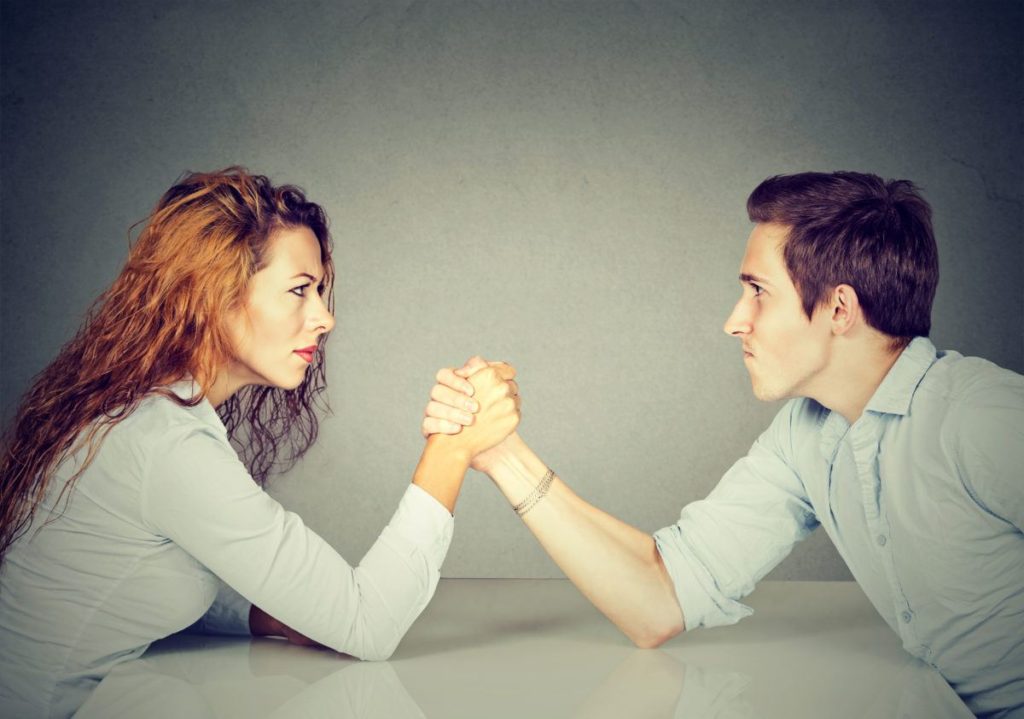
[219, 225, 334, 400]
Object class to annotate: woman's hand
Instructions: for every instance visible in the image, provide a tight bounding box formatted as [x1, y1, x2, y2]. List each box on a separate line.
[412, 358, 520, 513]
[424, 356, 522, 473]
[422, 356, 519, 437]
[428, 360, 520, 462]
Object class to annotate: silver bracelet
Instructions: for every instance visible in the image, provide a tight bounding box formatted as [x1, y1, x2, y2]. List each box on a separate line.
[512, 468, 555, 517]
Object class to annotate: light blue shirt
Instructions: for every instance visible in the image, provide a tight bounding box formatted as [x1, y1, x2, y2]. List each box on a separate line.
[0, 382, 454, 718]
[654, 337, 1024, 717]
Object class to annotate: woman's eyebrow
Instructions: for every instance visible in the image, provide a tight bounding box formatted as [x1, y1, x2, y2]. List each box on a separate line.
[290, 272, 322, 283]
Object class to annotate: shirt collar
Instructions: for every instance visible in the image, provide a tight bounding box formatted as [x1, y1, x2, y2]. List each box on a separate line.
[862, 336, 938, 417]
[817, 336, 937, 462]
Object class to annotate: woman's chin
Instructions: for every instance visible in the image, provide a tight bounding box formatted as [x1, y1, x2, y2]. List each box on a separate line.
[280, 373, 307, 391]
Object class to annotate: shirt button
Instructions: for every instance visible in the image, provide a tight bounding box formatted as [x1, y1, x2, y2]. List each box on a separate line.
[900, 610, 913, 624]
[876, 535, 887, 547]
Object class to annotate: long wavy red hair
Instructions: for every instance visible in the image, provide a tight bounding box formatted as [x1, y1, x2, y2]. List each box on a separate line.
[0, 167, 335, 564]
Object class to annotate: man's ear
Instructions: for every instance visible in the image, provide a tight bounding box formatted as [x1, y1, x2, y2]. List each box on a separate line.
[830, 284, 860, 336]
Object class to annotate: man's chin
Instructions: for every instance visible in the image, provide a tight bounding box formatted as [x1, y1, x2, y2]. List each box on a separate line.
[750, 380, 782, 402]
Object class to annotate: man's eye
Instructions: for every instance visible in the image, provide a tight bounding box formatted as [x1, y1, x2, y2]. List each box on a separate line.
[289, 283, 310, 297]
[751, 283, 764, 297]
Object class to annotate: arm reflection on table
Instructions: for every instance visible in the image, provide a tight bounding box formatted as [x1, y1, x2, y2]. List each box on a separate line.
[80, 634, 754, 719]
[574, 651, 751, 719]
[73, 656, 216, 719]
[78, 578, 974, 719]
[76, 635, 968, 719]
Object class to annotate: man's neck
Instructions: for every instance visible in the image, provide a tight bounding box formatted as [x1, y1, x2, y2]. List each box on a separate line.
[813, 336, 903, 425]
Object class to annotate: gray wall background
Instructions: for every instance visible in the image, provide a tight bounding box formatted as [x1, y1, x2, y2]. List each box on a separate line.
[2, 0, 1021, 580]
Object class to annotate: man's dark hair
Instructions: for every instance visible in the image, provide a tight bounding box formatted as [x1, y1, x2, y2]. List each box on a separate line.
[747, 171, 938, 350]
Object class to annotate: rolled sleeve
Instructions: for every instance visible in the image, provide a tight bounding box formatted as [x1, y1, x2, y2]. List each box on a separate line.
[655, 401, 819, 631]
[654, 523, 754, 630]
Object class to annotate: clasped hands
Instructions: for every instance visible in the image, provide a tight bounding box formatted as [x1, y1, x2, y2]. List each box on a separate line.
[421, 356, 520, 470]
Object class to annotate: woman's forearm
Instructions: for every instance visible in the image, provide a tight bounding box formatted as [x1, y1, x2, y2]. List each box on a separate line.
[411, 436, 472, 514]
[482, 434, 685, 647]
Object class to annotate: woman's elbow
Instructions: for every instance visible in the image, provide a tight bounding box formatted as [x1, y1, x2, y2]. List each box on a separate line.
[355, 646, 395, 662]
[346, 630, 403, 662]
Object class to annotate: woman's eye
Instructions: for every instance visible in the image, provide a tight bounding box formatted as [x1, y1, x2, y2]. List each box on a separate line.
[751, 283, 764, 297]
[289, 283, 310, 298]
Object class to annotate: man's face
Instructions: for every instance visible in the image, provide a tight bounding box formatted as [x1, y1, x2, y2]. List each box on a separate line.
[723, 222, 834, 401]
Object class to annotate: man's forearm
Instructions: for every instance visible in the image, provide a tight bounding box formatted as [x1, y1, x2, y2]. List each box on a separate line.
[482, 434, 685, 647]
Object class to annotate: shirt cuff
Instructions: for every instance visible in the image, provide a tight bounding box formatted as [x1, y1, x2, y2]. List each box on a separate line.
[385, 484, 455, 569]
[195, 580, 253, 636]
[653, 524, 753, 631]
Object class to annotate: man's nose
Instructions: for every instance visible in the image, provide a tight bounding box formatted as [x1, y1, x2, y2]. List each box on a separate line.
[723, 299, 751, 337]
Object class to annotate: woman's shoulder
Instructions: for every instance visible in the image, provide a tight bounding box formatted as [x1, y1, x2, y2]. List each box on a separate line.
[114, 381, 229, 451]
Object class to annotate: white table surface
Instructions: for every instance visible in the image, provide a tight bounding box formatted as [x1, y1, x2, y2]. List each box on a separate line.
[77, 579, 973, 718]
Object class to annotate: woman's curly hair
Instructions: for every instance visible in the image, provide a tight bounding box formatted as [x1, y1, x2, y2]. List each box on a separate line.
[0, 167, 335, 564]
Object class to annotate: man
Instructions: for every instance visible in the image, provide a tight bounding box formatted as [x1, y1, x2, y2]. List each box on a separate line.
[424, 171, 1023, 717]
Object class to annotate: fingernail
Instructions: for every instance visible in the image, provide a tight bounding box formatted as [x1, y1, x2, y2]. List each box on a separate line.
[463, 383, 474, 395]
[465, 400, 478, 412]
[462, 413, 474, 424]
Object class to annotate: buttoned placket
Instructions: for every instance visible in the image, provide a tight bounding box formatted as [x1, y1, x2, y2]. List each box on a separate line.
[849, 411, 928, 660]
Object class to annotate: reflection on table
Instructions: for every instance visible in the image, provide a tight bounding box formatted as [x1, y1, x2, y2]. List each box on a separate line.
[77, 580, 972, 719]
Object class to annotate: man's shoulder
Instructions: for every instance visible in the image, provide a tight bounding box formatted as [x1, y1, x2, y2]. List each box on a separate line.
[919, 349, 1024, 409]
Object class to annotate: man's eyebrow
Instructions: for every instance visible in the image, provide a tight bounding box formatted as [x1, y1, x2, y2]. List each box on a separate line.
[739, 273, 772, 285]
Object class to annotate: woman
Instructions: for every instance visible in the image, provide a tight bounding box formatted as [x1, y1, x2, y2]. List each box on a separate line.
[0, 168, 519, 718]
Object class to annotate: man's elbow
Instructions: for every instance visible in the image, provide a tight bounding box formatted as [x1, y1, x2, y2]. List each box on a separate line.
[627, 614, 684, 649]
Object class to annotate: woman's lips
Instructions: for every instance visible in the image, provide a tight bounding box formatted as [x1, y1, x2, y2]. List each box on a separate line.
[294, 349, 315, 363]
